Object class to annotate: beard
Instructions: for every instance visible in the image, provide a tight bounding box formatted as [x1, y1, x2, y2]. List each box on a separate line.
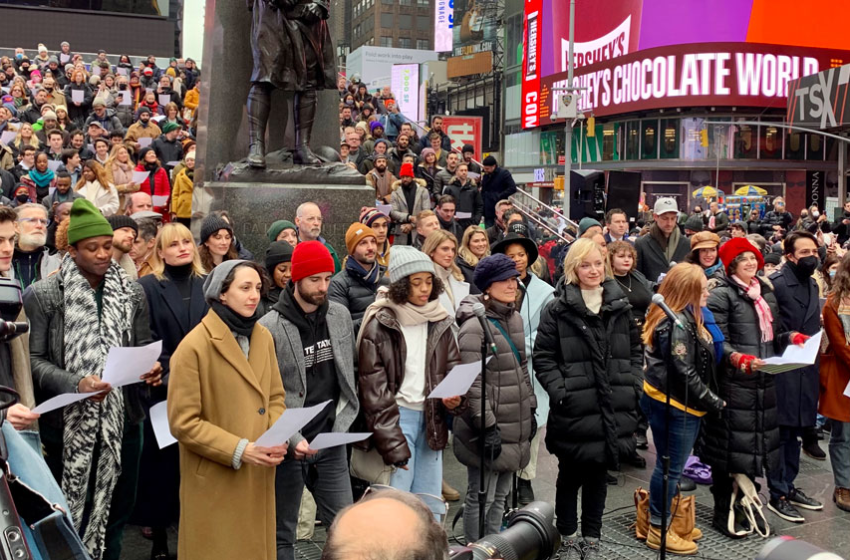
[296, 283, 327, 307]
[19, 231, 46, 249]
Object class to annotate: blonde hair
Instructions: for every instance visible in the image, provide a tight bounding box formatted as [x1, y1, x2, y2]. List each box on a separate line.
[458, 226, 489, 267]
[642, 263, 708, 346]
[562, 238, 611, 286]
[149, 223, 206, 280]
[421, 229, 464, 281]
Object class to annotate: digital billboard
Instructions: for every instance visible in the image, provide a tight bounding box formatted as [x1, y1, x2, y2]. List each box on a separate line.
[391, 64, 420, 124]
[521, 0, 850, 129]
[434, 0, 454, 53]
[452, 0, 498, 57]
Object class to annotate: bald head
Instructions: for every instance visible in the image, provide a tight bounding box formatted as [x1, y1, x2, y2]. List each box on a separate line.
[126, 192, 153, 215]
[295, 202, 323, 241]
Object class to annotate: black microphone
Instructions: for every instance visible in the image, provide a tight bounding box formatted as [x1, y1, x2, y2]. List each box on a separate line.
[472, 302, 499, 355]
[651, 293, 684, 329]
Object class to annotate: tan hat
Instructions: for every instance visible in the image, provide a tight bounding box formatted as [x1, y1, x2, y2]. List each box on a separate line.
[690, 231, 721, 251]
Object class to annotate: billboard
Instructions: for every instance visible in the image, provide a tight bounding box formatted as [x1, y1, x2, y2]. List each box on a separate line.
[391, 64, 420, 124]
[521, 0, 850, 129]
[787, 63, 850, 130]
[442, 116, 483, 160]
[435, 0, 454, 53]
[452, 0, 498, 57]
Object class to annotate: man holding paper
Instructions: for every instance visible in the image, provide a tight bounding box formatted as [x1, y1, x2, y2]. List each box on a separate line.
[124, 107, 161, 154]
[24, 199, 162, 560]
[258, 241, 359, 560]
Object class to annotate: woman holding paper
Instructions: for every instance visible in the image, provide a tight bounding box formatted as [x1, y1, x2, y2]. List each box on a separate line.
[421, 229, 466, 313]
[105, 144, 138, 213]
[704, 237, 803, 535]
[134, 147, 170, 218]
[74, 160, 119, 217]
[63, 68, 92, 128]
[357, 246, 463, 497]
[168, 260, 286, 560]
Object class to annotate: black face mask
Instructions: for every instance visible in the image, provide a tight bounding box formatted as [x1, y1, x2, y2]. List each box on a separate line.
[119, 84, 127, 90]
[794, 255, 819, 278]
[16, 194, 28, 203]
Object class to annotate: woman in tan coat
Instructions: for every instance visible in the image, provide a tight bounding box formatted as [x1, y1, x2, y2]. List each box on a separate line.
[168, 260, 288, 560]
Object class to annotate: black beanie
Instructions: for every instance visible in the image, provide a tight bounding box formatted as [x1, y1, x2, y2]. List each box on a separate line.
[200, 215, 233, 245]
[106, 214, 138, 235]
[763, 252, 782, 266]
[482, 155, 497, 166]
[265, 241, 294, 273]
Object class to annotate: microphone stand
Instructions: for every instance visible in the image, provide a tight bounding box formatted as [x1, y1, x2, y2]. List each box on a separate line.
[660, 355, 671, 560]
[478, 333, 488, 539]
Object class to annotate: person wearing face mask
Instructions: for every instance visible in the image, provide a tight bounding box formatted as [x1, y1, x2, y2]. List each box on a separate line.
[765, 231, 823, 520]
[760, 197, 794, 238]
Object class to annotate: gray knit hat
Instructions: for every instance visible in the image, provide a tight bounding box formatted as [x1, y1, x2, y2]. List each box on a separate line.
[203, 259, 249, 305]
[388, 246, 435, 284]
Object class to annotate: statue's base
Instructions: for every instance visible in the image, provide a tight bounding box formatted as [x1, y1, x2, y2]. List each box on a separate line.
[195, 180, 375, 259]
[215, 148, 365, 186]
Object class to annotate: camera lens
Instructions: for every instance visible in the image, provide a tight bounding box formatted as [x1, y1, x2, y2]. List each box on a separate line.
[468, 501, 560, 560]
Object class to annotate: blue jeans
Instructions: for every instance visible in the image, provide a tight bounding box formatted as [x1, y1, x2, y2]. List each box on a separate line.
[274, 444, 353, 560]
[641, 394, 701, 527]
[390, 407, 442, 497]
[830, 421, 850, 489]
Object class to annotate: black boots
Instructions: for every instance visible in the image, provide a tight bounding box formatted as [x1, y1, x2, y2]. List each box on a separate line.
[294, 90, 320, 165]
[247, 84, 271, 168]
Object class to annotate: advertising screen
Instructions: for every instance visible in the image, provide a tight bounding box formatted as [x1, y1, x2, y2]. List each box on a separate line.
[521, 0, 850, 128]
[391, 64, 421, 124]
[434, 0, 454, 53]
[452, 0, 499, 57]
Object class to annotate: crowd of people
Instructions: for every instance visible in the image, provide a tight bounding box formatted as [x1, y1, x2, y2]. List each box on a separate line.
[1, 43, 850, 560]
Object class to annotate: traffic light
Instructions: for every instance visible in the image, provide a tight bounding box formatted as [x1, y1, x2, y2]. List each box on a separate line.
[700, 128, 709, 147]
[586, 116, 595, 138]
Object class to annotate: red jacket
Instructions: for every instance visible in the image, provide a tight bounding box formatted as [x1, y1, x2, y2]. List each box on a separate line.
[820, 295, 850, 422]
[134, 163, 171, 222]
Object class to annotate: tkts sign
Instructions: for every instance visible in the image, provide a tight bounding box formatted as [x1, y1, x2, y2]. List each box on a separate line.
[523, 42, 850, 129]
[787, 63, 850, 130]
[442, 116, 483, 160]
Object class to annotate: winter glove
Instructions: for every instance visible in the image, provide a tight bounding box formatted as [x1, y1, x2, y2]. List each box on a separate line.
[730, 352, 758, 375]
[529, 411, 538, 442]
[483, 425, 502, 461]
[790, 332, 810, 346]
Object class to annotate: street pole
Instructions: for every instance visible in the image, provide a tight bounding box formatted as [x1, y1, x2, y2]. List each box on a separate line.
[563, 0, 575, 220]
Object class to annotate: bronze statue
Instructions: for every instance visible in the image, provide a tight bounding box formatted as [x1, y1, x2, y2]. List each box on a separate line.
[246, 0, 337, 167]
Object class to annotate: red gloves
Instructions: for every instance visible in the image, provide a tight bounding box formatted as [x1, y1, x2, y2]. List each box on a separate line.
[731, 352, 758, 375]
[790, 332, 810, 346]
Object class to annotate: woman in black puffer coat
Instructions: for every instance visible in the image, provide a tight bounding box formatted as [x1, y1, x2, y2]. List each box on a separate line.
[533, 239, 642, 558]
[704, 238, 793, 535]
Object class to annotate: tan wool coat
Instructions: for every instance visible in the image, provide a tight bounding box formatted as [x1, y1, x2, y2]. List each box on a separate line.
[168, 310, 286, 560]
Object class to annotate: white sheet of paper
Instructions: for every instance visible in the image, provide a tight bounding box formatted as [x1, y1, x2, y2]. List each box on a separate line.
[468, 172, 481, 180]
[47, 160, 62, 172]
[158, 94, 171, 107]
[152, 195, 169, 207]
[429, 361, 484, 399]
[87, 144, 94, 154]
[760, 331, 823, 366]
[49, 187, 56, 197]
[138, 137, 153, 148]
[455, 211, 472, 220]
[60, 53, 70, 64]
[309, 432, 371, 450]
[146, 88, 154, 94]
[165, 161, 180, 167]
[32, 391, 104, 414]
[119, 91, 131, 106]
[449, 278, 470, 307]
[255, 400, 331, 448]
[71, 90, 84, 104]
[100, 340, 163, 388]
[0, 131, 16, 146]
[132, 170, 150, 184]
[844, 378, 850, 398]
[149, 401, 177, 449]
[117, 67, 129, 76]
[151, 115, 165, 123]
[377, 204, 393, 217]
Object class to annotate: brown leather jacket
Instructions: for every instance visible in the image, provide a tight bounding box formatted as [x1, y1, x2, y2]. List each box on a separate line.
[357, 307, 464, 465]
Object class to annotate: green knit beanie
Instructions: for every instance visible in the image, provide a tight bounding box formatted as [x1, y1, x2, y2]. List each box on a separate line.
[267, 219, 297, 243]
[67, 198, 114, 245]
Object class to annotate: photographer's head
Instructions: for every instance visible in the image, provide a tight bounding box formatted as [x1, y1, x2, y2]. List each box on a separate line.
[0, 207, 17, 273]
[322, 487, 448, 560]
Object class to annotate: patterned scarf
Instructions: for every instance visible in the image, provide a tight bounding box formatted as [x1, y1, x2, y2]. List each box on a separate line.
[732, 274, 774, 343]
[345, 255, 380, 285]
[61, 255, 134, 560]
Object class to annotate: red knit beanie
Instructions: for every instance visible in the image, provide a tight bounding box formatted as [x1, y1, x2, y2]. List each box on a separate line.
[400, 162, 414, 178]
[291, 240, 335, 282]
[718, 237, 764, 276]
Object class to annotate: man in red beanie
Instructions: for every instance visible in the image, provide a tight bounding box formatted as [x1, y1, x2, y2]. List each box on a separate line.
[390, 162, 430, 246]
[258, 240, 359, 560]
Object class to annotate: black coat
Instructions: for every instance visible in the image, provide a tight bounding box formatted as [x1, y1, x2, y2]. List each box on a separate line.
[328, 264, 390, 335]
[481, 166, 517, 220]
[533, 280, 641, 468]
[444, 179, 484, 231]
[769, 264, 821, 427]
[704, 275, 788, 476]
[635, 232, 690, 284]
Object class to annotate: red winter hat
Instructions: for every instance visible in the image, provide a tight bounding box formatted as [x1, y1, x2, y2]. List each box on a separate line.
[291, 240, 335, 282]
[399, 162, 414, 178]
[718, 237, 763, 275]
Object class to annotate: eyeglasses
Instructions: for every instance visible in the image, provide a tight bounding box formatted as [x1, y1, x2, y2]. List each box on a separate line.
[18, 218, 48, 226]
[364, 484, 449, 524]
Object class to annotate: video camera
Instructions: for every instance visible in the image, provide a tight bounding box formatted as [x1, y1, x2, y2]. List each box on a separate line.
[0, 279, 28, 343]
[449, 501, 560, 560]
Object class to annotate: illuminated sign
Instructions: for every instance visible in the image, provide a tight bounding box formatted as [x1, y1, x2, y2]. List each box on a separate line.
[391, 64, 420, 123]
[787, 63, 850, 129]
[442, 116, 483, 159]
[521, 0, 542, 128]
[434, 0, 454, 53]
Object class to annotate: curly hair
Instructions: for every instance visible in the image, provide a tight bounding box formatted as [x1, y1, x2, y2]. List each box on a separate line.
[387, 274, 444, 305]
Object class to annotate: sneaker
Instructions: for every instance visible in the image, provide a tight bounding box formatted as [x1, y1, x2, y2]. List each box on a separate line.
[556, 537, 583, 560]
[636, 431, 649, 450]
[517, 478, 534, 505]
[802, 440, 826, 461]
[768, 497, 805, 522]
[788, 488, 823, 511]
[581, 538, 600, 560]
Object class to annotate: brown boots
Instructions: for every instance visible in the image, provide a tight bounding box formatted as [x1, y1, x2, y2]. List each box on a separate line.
[634, 487, 701, 555]
[835, 487, 850, 512]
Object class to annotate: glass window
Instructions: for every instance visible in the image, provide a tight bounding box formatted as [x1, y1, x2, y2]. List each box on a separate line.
[759, 123, 783, 160]
[399, 14, 412, 28]
[416, 15, 429, 30]
[706, 121, 732, 160]
[398, 37, 412, 48]
[807, 134, 825, 160]
[416, 39, 429, 50]
[641, 119, 658, 160]
[659, 119, 678, 159]
[400, 0, 412, 5]
[505, 15, 523, 68]
[380, 13, 393, 27]
[734, 122, 757, 159]
[626, 121, 639, 160]
[602, 123, 618, 161]
[418, 0, 429, 5]
[382, 0, 392, 4]
[380, 36, 392, 47]
[786, 130, 805, 160]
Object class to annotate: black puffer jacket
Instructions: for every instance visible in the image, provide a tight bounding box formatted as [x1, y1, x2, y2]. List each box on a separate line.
[702, 275, 790, 476]
[533, 279, 641, 469]
[328, 262, 390, 334]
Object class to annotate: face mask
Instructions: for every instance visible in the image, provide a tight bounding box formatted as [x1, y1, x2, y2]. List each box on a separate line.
[15, 54, 22, 60]
[795, 255, 819, 277]
[812, 211, 820, 218]
[16, 194, 28, 203]
[830, 269, 837, 278]
[119, 84, 127, 90]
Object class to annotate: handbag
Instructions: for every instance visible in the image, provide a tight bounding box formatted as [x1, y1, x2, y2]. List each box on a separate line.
[732, 473, 770, 538]
[349, 446, 393, 485]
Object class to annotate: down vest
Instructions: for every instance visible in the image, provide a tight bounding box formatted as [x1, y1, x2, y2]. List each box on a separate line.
[702, 275, 790, 476]
[453, 295, 536, 473]
[328, 262, 390, 335]
[533, 280, 641, 469]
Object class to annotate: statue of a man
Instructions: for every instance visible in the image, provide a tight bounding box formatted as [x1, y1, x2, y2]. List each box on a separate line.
[246, 0, 337, 167]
